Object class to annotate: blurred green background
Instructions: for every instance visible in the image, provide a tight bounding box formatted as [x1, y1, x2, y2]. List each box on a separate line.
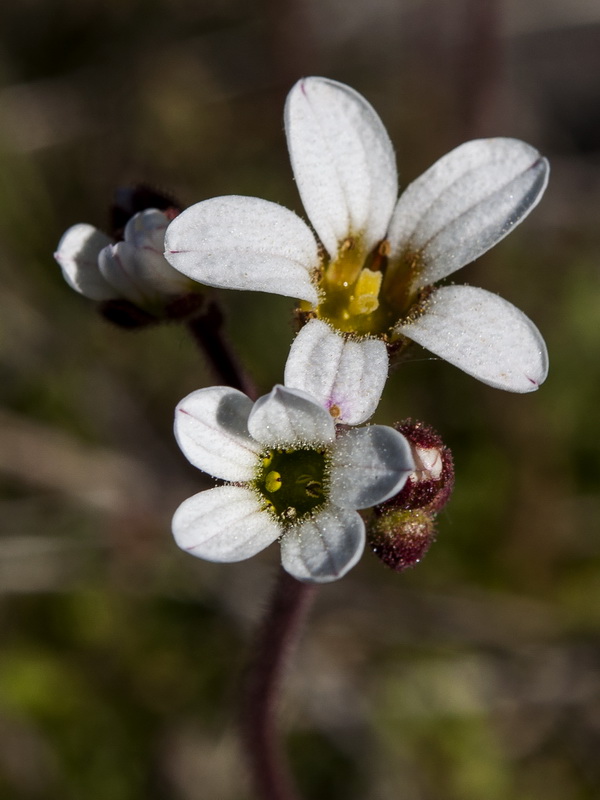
[1, 0, 599, 798]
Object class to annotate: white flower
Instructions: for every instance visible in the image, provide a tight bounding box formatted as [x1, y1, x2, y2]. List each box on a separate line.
[172, 384, 414, 583]
[54, 208, 193, 307]
[165, 77, 549, 395]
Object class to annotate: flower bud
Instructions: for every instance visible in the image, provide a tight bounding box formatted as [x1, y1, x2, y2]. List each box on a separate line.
[368, 507, 436, 572]
[367, 420, 453, 573]
[54, 201, 199, 323]
[380, 419, 454, 514]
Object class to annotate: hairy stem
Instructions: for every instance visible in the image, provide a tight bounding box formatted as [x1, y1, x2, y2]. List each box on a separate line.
[186, 301, 258, 399]
[240, 568, 317, 800]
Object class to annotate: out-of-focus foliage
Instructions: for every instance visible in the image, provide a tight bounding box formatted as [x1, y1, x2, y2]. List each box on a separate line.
[1, 1, 600, 798]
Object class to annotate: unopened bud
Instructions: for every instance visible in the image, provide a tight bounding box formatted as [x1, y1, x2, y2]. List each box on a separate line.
[367, 420, 453, 573]
[55, 198, 198, 325]
[368, 508, 436, 572]
[381, 420, 454, 514]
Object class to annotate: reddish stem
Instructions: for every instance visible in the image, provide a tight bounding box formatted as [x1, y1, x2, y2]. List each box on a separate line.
[240, 568, 317, 800]
[186, 301, 258, 399]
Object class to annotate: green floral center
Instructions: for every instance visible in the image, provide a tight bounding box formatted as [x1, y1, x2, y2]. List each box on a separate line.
[309, 236, 424, 338]
[255, 447, 328, 522]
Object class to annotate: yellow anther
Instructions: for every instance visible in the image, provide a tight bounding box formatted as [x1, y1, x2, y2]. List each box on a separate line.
[262, 454, 273, 467]
[348, 268, 383, 316]
[329, 404, 341, 419]
[265, 471, 282, 493]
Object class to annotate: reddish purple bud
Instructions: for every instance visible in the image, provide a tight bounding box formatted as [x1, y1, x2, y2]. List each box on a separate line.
[368, 508, 436, 572]
[377, 419, 454, 514]
[367, 421, 453, 573]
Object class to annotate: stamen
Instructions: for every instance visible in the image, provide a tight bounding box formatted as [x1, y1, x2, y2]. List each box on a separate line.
[348, 268, 383, 316]
[265, 471, 282, 493]
[326, 235, 364, 286]
[378, 239, 391, 257]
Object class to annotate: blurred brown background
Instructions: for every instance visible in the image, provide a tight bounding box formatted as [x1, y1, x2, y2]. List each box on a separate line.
[1, 0, 599, 798]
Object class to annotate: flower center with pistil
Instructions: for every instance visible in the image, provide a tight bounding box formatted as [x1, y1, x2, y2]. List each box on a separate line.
[307, 235, 426, 338]
[254, 447, 328, 522]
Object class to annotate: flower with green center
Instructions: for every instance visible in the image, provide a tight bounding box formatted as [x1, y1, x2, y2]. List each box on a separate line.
[54, 208, 193, 310]
[172, 384, 414, 583]
[165, 76, 549, 401]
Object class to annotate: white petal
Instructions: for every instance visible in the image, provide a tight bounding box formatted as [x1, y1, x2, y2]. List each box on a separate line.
[285, 77, 398, 258]
[100, 245, 190, 305]
[123, 209, 169, 251]
[247, 385, 335, 448]
[175, 387, 262, 482]
[173, 485, 281, 562]
[131, 247, 193, 295]
[387, 138, 549, 287]
[54, 224, 115, 301]
[122, 209, 192, 296]
[280, 505, 365, 583]
[98, 242, 148, 305]
[164, 196, 319, 304]
[284, 319, 388, 425]
[396, 285, 549, 392]
[329, 425, 415, 509]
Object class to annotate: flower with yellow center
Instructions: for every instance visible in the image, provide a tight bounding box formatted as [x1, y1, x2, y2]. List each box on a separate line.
[172, 385, 414, 583]
[165, 77, 549, 407]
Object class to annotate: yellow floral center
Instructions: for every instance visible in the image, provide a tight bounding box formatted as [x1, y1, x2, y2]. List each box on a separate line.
[308, 235, 425, 338]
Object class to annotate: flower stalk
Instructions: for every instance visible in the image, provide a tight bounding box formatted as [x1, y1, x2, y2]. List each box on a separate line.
[240, 568, 316, 800]
[186, 301, 258, 399]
